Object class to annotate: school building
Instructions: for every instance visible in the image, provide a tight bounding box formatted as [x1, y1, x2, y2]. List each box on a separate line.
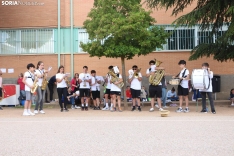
[0, 0, 233, 99]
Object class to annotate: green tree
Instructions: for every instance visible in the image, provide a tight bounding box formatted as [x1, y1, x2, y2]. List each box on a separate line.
[81, 0, 168, 108]
[146, 0, 234, 62]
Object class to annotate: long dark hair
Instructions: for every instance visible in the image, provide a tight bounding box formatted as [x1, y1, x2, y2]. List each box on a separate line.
[230, 89, 234, 96]
[74, 73, 79, 79]
[37, 61, 43, 69]
[57, 65, 64, 73]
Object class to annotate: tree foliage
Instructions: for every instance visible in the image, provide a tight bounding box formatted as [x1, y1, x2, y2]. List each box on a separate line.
[80, 0, 169, 60]
[146, 0, 234, 62]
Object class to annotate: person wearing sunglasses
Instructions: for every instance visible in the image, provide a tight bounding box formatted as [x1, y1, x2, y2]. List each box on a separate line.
[128, 65, 142, 111]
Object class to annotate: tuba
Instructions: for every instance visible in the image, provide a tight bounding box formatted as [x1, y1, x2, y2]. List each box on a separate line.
[108, 69, 124, 88]
[149, 59, 165, 86]
[31, 75, 39, 93]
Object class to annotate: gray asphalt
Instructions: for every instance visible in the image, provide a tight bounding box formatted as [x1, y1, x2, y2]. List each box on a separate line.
[0, 106, 234, 156]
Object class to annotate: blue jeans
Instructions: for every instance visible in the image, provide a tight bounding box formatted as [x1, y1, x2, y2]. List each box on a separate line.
[68, 97, 75, 105]
[193, 89, 201, 100]
[161, 88, 167, 107]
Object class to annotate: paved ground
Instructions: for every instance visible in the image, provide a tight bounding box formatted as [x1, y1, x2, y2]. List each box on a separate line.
[0, 105, 234, 156]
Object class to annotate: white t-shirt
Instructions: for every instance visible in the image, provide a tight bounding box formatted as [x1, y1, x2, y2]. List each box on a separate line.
[24, 71, 34, 91]
[146, 68, 162, 85]
[35, 69, 43, 86]
[56, 73, 67, 88]
[200, 71, 213, 92]
[129, 72, 142, 90]
[179, 68, 189, 88]
[79, 73, 91, 89]
[110, 74, 122, 92]
[90, 76, 101, 91]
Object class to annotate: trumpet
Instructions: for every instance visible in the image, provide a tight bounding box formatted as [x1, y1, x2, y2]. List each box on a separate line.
[133, 68, 141, 78]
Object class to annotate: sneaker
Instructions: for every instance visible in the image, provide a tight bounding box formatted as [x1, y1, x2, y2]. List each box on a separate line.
[93, 107, 97, 110]
[155, 104, 159, 108]
[34, 110, 39, 114]
[75, 105, 81, 109]
[40, 110, 45, 114]
[23, 111, 30, 116]
[176, 107, 183, 113]
[231, 103, 234, 106]
[131, 106, 136, 111]
[64, 109, 69, 112]
[111, 107, 116, 112]
[184, 107, 190, 113]
[0, 107, 3, 110]
[102, 107, 109, 111]
[28, 111, 35, 116]
[97, 106, 101, 110]
[149, 108, 154, 112]
[163, 106, 168, 108]
[138, 107, 141, 112]
[159, 108, 164, 111]
[200, 109, 208, 113]
[71, 105, 76, 109]
[85, 107, 88, 111]
[212, 110, 216, 114]
[81, 106, 85, 111]
[60, 109, 64, 112]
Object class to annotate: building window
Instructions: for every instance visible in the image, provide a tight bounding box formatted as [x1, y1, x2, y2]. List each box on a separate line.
[0, 29, 54, 54]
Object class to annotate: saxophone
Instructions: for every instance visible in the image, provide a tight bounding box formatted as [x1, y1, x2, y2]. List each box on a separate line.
[31, 75, 39, 93]
[41, 73, 48, 90]
[149, 59, 165, 85]
[108, 69, 124, 88]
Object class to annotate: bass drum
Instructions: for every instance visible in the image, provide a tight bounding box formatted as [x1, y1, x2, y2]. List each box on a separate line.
[191, 69, 210, 90]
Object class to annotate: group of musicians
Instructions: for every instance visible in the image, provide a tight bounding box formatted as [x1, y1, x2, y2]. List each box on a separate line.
[0, 59, 216, 115]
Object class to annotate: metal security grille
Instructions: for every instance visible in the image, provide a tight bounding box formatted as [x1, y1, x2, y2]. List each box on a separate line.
[0, 29, 54, 54]
[78, 28, 90, 52]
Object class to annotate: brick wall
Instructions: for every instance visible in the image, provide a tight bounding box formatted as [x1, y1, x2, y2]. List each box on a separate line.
[0, 0, 197, 28]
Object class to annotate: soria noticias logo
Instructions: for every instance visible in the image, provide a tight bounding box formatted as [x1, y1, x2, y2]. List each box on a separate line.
[1, 1, 44, 6]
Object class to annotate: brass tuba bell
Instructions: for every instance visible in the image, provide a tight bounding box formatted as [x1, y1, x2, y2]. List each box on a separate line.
[149, 59, 165, 86]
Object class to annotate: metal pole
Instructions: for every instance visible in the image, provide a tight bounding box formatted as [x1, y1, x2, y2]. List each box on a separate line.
[70, 0, 74, 77]
[58, 0, 61, 67]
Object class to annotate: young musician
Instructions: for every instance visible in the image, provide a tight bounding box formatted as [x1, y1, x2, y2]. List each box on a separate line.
[90, 70, 101, 110]
[110, 66, 123, 112]
[56, 65, 69, 112]
[146, 60, 164, 112]
[67, 86, 78, 109]
[173, 60, 190, 113]
[102, 66, 113, 111]
[34, 61, 48, 114]
[128, 65, 142, 111]
[78, 66, 91, 111]
[22, 63, 36, 116]
[0, 70, 3, 110]
[200, 63, 216, 114]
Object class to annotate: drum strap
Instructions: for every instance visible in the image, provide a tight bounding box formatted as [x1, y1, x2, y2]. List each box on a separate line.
[176, 69, 187, 85]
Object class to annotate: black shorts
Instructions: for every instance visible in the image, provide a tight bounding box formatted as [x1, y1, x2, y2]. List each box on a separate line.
[130, 88, 141, 98]
[0, 87, 2, 97]
[149, 85, 162, 98]
[177, 85, 189, 96]
[91, 91, 100, 100]
[110, 91, 121, 96]
[105, 89, 111, 95]
[79, 89, 90, 97]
